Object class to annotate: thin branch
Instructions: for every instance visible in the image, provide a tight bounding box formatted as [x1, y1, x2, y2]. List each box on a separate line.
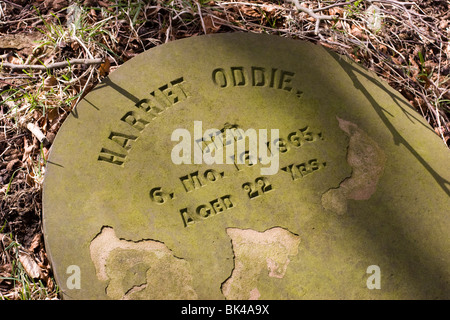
[313, 0, 360, 13]
[0, 75, 37, 80]
[26, 122, 46, 143]
[196, 1, 207, 35]
[1, 58, 104, 71]
[288, 0, 339, 35]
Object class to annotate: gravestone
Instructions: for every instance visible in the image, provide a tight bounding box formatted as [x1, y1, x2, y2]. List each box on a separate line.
[43, 33, 450, 300]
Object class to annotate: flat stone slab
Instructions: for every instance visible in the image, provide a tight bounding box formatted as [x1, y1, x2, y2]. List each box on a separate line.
[43, 33, 450, 299]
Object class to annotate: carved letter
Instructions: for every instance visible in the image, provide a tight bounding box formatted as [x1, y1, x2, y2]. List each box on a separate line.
[231, 67, 246, 86]
[98, 148, 127, 166]
[212, 68, 227, 87]
[180, 171, 203, 192]
[121, 111, 149, 131]
[251, 66, 266, 86]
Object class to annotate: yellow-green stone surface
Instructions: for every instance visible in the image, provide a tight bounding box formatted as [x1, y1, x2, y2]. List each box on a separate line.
[43, 33, 450, 300]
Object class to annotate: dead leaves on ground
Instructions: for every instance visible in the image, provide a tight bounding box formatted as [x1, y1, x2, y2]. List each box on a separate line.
[1, 233, 55, 299]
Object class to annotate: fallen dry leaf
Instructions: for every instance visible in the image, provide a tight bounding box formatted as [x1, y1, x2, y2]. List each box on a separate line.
[7, 55, 22, 65]
[44, 0, 69, 12]
[18, 251, 42, 279]
[0, 263, 12, 286]
[6, 158, 22, 172]
[418, 74, 431, 89]
[44, 76, 57, 88]
[99, 58, 110, 77]
[329, 7, 344, 17]
[204, 15, 221, 34]
[350, 25, 367, 40]
[28, 233, 42, 253]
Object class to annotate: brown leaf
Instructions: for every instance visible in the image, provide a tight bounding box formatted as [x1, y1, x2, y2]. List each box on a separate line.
[204, 15, 220, 34]
[22, 138, 35, 163]
[18, 251, 42, 279]
[70, 41, 80, 51]
[98, 0, 113, 11]
[6, 158, 22, 172]
[0, 32, 44, 54]
[240, 5, 260, 18]
[391, 56, 403, 66]
[44, 0, 69, 11]
[378, 44, 388, 55]
[46, 107, 60, 124]
[418, 74, 431, 89]
[28, 233, 42, 253]
[99, 59, 110, 77]
[350, 25, 367, 40]
[7, 55, 22, 65]
[44, 76, 57, 88]
[408, 54, 420, 80]
[0, 263, 12, 285]
[329, 7, 344, 17]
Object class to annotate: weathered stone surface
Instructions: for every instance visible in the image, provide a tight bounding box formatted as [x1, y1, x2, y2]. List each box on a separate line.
[90, 227, 198, 300]
[222, 227, 300, 300]
[43, 33, 450, 299]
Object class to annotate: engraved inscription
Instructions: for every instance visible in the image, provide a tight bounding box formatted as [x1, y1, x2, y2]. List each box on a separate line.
[98, 77, 190, 166]
[97, 148, 127, 166]
[180, 194, 234, 227]
[150, 124, 327, 227]
[212, 66, 303, 99]
[242, 177, 273, 199]
[121, 111, 150, 131]
[281, 159, 327, 181]
[149, 187, 175, 204]
[179, 169, 225, 193]
[107, 132, 138, 150]
[270, 126, 324, 155]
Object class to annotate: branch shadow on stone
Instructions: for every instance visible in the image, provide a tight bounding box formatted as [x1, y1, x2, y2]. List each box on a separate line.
[326, 49, 449, 299]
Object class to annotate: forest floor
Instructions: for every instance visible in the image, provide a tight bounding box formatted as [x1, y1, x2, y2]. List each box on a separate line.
[0, 0, 449, 299]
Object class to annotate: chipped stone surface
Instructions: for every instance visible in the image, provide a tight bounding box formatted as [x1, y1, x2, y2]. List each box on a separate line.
[221, 227, 300, 300]
[90, 227, 197, 300]
[321, 117, 386, 215]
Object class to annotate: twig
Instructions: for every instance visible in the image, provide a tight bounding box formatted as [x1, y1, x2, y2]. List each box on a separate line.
[1, 0, 23, 8]
[371, 0, 416, 7]
[312, 0, 360, 13]
[1, 58, 104, 71]
[26, 123, 46, 142]
[0, 75, 37, 80]
[219, 1, 286, 11]
[72, 67, 95, 109]
[196, 1, 207, 35]
[288, 0, 339, 35]
[72, 36, 95, 60]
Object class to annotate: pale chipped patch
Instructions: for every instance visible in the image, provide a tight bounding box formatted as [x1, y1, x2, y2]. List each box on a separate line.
[322, 117, 386, 214]
[249, 288, 261, 300]
[90, 226, 198, 300]
[221, 227, 300, 300]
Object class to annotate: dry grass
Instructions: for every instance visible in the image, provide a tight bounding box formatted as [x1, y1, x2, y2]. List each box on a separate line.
[0, 0, 449, 299]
